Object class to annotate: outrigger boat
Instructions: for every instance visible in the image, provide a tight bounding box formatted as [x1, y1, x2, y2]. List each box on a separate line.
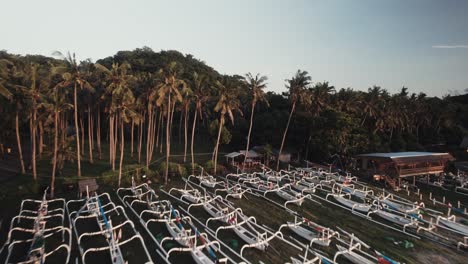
[335, 244, 374, 264]
[1, 188, 71, 264]
[67, 189, 153, 264]
[436, 215, 468, 236]
[276, 187, 306, 206]
[290, 180, 316, 194]
[117, 180, 231, 263]
[332, 194, 371, 213]
[379, 196, 421, 213]
[281, 217, 337, 247]
[214, 184, 246, 199]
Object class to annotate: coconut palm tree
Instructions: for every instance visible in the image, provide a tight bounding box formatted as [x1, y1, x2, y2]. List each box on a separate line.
[156, 62, 185, 184]
[53, 51, 93, 177]
[242, 73, 269, 170]
[180, 83, 193, 163]
[0, 59, 25, 174]
[95, 62, 137, 185]
[44, 80, 73, 197]
[277, 70, 311, 170]
[190, 72, 209, 173]
[213, 77, 242, 174]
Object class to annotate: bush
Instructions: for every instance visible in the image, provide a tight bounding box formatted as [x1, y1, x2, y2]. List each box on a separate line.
[204, 160, 224, 175]
[157, 162, 187, 179]
[100, 164, 158, 187]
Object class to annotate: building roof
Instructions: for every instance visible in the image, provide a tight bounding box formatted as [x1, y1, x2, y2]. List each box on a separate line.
[225, 152, 242, 158]
[239, 150, 261, 158]
[356, 152, 450, 159]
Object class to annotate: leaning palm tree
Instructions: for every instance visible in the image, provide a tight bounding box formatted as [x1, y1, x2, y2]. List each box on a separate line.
[156, 62, 184, 184]
[190, 72, 209, 173]
[242, 73, 269, 170]
[213, 77, 242, 174]
[277, 70, 311, 170]
[53, 51, 93, 177]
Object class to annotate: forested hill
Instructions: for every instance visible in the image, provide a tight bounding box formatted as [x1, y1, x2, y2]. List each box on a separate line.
[97, 47, 222, 81]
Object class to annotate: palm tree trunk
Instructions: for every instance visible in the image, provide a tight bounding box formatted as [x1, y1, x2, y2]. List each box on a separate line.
[80, 115, 85, 155]
[130, 119, 134, 158]
[213, 117, 224, 174]
[165, 94, 171, 184]
[51, 110, 59, 197]
[151, 111, 157, 157]
[243, 102, 256, 170]
[74, 82, 81, 177]
[109, 114, 113, 165]
[15, 110, 26, 174]
[146, 108, 152, 167]
[159, 112, 164, 153]
[118, 115, 125, 187]
[191, 109, 198, 173]
[38, 121, 44, 158]
[32, 108, 37, 180]
[88, 106, 93, 163]
[90, 112, 94, 151]
[138, 112, 144, 164]
[113, 115, 118, 171]
[178, 109, 183, 145]
[183, 106, 189, 163]
[277, 102, 295, 170]
[97, 110, 102, 159]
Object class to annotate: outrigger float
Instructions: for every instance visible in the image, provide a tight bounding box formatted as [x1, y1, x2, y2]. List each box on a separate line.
[0, 188, 71, 264]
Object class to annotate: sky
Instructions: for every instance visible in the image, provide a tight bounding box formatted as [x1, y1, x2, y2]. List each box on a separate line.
[1, 0, 468, 97]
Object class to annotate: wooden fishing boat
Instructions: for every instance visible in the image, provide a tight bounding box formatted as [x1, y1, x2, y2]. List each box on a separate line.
[287, 222, 331, 246]
[333, 195, 371, 213]
[381, 199, 416, 213]
[336, 245, 374, 264]
[165, 219, 191, 247]
[374, 210, 413, 226]
[276, 189, 304, 206]
[438, 217, 468, 236]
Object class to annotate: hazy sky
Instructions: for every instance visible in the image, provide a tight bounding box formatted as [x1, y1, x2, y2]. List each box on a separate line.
[2, 0, 468, 97]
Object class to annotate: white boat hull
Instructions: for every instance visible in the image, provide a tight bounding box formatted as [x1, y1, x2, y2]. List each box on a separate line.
[334, 195, 370, 213]
[336, 245, 374, 264]
[439, 218, 468, 236]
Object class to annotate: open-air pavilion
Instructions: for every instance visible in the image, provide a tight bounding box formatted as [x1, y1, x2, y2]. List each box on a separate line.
[355, 152, 455, 187]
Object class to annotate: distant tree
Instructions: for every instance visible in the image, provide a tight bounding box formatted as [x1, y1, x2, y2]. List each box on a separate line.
[213, 77, 242, 174]
[242, 73, 269, 170]
[277, 70, 311, 170]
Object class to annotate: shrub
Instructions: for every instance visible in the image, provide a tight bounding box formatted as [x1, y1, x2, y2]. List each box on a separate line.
[157, 162, 187, 179]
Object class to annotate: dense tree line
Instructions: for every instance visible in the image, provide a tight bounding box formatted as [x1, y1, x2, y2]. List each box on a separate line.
[0, 47, 467, 196]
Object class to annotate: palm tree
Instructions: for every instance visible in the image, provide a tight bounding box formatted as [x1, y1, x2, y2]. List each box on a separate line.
[53, 51, 93, 177]
[45, 80, 72, 197]
[95, 62, 137, 185]
[213, 77, 242, 174]
[180, 81, 193, 163]
[242, 73, 269, 170]
[190, 72, 208, 173]
[156, 62, 184, 184]
[277, 70, 311, 170]
[0, 59, 24, 174]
